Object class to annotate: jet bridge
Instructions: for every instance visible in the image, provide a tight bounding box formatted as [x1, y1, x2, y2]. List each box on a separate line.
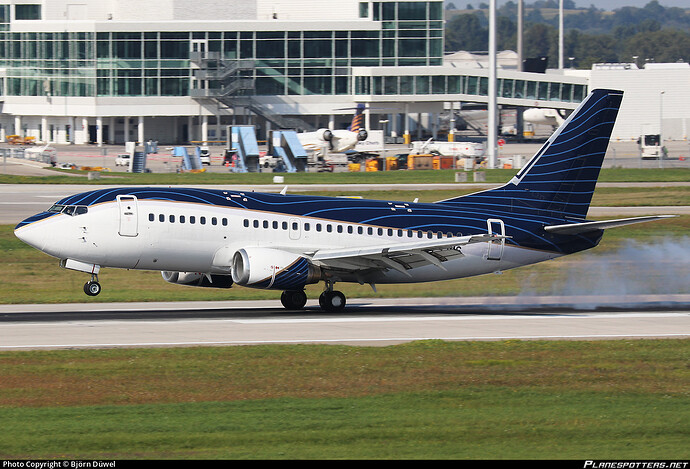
[269, 130, 307, 172]
[229, 125, 260, 173]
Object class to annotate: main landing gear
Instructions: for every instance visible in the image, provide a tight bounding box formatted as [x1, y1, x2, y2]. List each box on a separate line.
[83, 274, 102, 296]
[280, 281, 346, 312]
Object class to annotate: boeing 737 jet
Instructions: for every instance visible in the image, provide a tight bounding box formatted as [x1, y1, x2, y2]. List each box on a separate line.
[15, 89, 674, 311]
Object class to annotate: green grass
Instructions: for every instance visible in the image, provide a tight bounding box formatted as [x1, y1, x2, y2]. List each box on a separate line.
[0, 340, 688, 459]
[1, 167, 689, 185]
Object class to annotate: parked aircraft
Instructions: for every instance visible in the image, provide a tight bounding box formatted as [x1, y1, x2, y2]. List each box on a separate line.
[297, 103, 368, 155]
[523, 107, 567, 129]
[15, 89, 674, 311]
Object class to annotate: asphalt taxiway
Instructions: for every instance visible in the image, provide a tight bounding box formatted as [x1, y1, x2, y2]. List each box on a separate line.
[1, 295, 688, 350]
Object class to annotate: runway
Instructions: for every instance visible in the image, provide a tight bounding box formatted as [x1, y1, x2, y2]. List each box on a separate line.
[1, 295, 689, 350]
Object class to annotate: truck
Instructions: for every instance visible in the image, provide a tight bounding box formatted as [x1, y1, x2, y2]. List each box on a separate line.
[410, 139, 486, 158]
[638, 134, 667, 159]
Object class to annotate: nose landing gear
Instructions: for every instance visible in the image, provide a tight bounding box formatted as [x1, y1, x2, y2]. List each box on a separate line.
[83, 274, 101, 296]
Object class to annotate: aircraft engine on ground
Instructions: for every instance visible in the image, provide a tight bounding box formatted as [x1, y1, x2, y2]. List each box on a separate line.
[231, 247, 321, 290]
[161, 271, 233, 288]
[357, 129, 368, 141]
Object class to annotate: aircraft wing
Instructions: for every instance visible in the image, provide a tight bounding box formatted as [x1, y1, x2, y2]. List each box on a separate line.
[308, 233, 504, 275]
[544, 215, 677, 235]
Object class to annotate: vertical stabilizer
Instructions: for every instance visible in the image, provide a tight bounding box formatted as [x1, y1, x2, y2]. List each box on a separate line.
[443, 89, 624, 219]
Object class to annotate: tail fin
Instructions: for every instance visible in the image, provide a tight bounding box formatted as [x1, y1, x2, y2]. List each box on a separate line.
[444, 89, 624, 219]
[347, 103, 366, 132]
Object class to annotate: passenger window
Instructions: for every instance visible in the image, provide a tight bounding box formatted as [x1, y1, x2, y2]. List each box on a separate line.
[253, 220, 259, 228]
[159, 214, 165, 222]
[200, 217, 206, 225]
[222, 218, 228, 226]
[316, 224, 322, 232]
[169, 215, 175, 223]
[190, 216, 196, 224]
[367, 227, 373, 235]
[273, 221, 278, 229]
[347, 226, 353, 234]
[180, 215, 185, 223]
[282, 221, 288, 230]
[304, 223, 310, 231]
[212, 217, 217, 225]
[263, 220, 268, 229]
[243, 219, 249, 227]
[149, 213, 154, 222]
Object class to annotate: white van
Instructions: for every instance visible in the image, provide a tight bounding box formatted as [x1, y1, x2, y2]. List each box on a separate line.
[199, 146, 211, 165]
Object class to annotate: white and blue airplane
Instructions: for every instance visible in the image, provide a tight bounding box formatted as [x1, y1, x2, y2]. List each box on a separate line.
[14, 89, 674, 311]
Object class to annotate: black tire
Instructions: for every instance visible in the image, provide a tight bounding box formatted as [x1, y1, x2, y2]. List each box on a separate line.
[281, 290, 307, 310]
[319, 290, 346, 312]
[84, 281, 101, 296]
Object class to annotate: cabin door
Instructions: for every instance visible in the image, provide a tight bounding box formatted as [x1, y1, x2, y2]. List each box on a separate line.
[117, 195, 139, 237]
[486, 218, 505, 261]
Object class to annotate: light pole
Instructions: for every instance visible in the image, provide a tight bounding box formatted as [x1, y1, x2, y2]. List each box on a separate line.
[659, 91, 664, 168]
[380, 119, 388, 171]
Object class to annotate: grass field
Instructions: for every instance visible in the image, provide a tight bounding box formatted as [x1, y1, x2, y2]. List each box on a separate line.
[0, 340, 688, 459]
[1, 167, 690, 185]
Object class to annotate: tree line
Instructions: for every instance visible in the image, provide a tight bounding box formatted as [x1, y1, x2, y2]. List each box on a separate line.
[444, 1, 690, 68]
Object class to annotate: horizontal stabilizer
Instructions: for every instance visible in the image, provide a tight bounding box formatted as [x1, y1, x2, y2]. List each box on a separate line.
[544, 215, 677, 235]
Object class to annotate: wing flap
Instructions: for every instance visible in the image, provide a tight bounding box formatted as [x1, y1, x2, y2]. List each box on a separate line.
[310, 233, 503, 273]
[544, 215, 677, 235]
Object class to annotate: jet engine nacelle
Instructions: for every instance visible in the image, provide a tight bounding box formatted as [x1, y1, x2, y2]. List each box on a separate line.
[317, 129, 333, 142]
[356, 129, 368, 141]
[161, 271, 233, 288]
[231, 247, 320, 290]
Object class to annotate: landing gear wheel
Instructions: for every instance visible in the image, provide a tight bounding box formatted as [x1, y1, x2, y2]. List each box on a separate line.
[84, 280, 101, 296]
[319, 290, 346, 312]
[281, 290, 307, 310]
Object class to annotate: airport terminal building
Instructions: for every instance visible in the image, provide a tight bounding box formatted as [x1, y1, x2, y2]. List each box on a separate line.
[0, 0, 689, 146]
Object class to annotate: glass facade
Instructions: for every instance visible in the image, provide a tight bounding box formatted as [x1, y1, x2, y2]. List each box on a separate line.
[0, 1, 445, 98]
[356, 73, 587, 103]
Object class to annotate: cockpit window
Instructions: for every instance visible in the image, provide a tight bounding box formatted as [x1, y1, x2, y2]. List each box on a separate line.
[48, 204, 88, 216]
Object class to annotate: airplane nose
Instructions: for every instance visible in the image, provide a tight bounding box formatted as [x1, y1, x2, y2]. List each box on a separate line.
[14, 217, 47, 251]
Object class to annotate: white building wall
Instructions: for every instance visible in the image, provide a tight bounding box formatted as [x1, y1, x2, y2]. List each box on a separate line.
[587, 64, 690, 141]
[38, 0, 367, 22]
